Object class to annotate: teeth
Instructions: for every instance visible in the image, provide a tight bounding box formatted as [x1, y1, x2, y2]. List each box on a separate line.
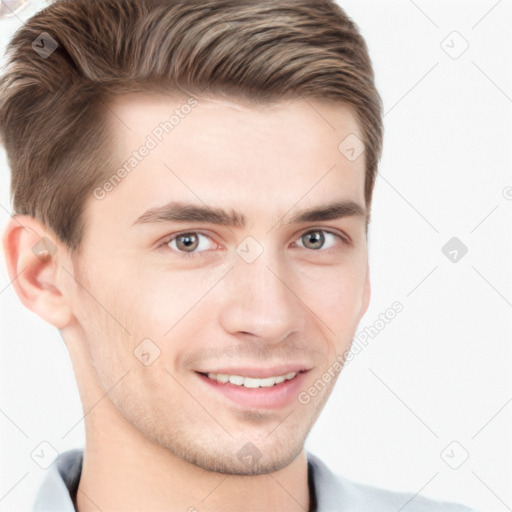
[206, 371, 297, 388]
[228, 375, 244, 386]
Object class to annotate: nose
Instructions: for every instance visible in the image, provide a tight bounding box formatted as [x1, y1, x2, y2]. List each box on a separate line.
[217, 250, 306, 344]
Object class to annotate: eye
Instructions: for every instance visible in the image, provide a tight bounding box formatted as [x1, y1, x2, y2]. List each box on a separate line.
[295, 229, 345, 251]
[165, 231, 216, 255]
[160, 228, 348, 258]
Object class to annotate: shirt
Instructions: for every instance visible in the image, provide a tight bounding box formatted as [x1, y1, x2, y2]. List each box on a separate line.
[32, 449, 478, 511]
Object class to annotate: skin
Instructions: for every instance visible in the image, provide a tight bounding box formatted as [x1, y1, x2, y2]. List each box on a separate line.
[3, 94, 371, 512]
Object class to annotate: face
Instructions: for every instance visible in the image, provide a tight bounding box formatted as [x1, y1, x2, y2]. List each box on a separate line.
[66, 93, 370, 475]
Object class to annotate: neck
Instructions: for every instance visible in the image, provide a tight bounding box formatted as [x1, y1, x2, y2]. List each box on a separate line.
[75, 402, 311, 512]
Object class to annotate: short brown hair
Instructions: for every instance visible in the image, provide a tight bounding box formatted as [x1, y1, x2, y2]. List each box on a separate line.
[0, 0, 383, 252]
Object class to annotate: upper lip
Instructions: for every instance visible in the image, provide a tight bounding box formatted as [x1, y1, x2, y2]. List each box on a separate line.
[196, 365, 310, 379]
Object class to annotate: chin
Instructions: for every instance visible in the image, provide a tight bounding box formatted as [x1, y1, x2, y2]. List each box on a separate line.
[159, 432, 306, 476]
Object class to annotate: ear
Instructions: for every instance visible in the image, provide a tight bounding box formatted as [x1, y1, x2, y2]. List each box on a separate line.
[359, 259, 371, 319]
[2, 215, 73, 329]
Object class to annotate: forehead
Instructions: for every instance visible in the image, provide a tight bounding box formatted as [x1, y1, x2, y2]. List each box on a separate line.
[85, 93, 367, 233]
[109, 92, 363, 152]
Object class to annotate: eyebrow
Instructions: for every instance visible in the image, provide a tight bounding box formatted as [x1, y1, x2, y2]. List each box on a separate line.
[132, 199, 367, 228]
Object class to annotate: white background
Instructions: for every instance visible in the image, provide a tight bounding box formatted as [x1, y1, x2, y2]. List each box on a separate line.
[1, 1, 511, 511]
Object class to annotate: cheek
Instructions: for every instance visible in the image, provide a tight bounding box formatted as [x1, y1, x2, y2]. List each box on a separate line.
[130, 265, 230, 333]
[299, 260, 365, 315]
[104, 265, 231, 376]
[293, 261, 366, 351]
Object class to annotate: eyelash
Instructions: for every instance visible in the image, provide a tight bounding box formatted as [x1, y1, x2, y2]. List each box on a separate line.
[159, 229, 349, 259]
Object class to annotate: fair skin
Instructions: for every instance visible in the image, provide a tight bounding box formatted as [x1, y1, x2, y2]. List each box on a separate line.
[3, 94, 370, 512]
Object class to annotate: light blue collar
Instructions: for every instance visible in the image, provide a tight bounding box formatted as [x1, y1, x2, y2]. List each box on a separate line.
[32, 449, 476, 512]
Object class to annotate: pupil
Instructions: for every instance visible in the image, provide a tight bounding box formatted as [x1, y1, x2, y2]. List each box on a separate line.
[178, 233, 198, 251]
[305, 231, 324, 250]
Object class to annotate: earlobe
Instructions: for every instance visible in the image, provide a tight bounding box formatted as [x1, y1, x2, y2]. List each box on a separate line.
[2, 215, 73, 329]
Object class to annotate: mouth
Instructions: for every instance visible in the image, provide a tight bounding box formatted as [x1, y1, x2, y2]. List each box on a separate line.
[198, 370, 301, 388]
[195, 369, 310, 410]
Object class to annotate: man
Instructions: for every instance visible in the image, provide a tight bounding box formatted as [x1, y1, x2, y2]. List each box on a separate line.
[0, 0, 477, 510]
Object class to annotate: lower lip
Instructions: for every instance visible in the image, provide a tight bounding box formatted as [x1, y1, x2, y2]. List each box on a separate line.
[196, 371, 309, 410]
